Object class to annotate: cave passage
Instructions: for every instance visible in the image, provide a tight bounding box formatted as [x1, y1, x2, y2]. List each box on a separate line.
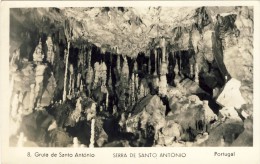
[9, 6, 253, 147]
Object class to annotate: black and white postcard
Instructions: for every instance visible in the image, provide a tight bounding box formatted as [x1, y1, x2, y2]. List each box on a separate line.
[1, 1, 260, 164]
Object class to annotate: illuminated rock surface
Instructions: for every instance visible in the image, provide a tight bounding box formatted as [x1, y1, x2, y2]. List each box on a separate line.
[9, 6, 253, 147]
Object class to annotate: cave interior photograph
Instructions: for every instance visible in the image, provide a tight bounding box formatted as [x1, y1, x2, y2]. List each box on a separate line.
[9, 6, 253, 147]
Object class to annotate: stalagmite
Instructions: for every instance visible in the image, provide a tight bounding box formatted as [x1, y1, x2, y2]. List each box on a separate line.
[159, 74, 167, 96]
[33, 39, 47, 106]
[29, 84, 35, 112]
[139, 83, 145, 99]
[8, 7, 254, 148]
[18, 92, 23, 104]
[72, 137, 80, 148]
[17, 132, 27, 147]
[100, 62, 107, 84]
[34, 64, 47, 105]
[190, 63, 194, 78]
[135, 73, 139, 91]
[89, 118, 95, 148]
[10, 49, 20, 100]
[80, 80, 83, 92]
[63, 43, 70, 102]
[11, 93, 19, 118]
[9, 76, 14, 100]
[159, 38, 168, 96]
[71, 97, 82, 123]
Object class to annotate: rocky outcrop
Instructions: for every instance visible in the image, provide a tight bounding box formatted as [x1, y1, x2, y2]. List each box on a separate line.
[216, 78, 246, 109]
[231, 117, 253, 146]
[126, 95, 166, 143]
[222, 7, 253, 109]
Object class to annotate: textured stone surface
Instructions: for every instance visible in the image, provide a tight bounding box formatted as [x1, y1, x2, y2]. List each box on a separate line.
[126, 95, 166, 141]
[216, 78, 246, 109]
[9, 6, 253, 147]
[231, 117, 253, 146]
[222, 6, 253, 108]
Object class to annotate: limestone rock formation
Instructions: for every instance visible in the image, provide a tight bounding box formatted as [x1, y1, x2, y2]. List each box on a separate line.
[222, 6, 253, 108]
[126, 95, 166, 142]
[216, 78, 246, 109]
[8, 6, 253, 147]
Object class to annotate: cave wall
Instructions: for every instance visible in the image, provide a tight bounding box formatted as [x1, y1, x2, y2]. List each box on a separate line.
[9, 6, 254, 147]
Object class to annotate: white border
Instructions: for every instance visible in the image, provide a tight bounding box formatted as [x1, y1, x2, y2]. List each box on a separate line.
[1, 1, 260, 164]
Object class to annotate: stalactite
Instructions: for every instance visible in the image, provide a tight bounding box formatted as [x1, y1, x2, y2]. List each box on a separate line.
[86, 66, 94, 96]
[105, 93, 109, 110]
[131, 74, 135, 105]
[33, 39, 44, 63]
[68, 64, 73, 96]
[154, 49, 157, 75]
[122, 58, 129, 81]
[76, 73, 81, 89]
[82, 47, 86, 70]
[190, 63, 194, 78]
[161, 38, 166, 63]
[101, 62, 107, 84]
[108, 67, 112, 88]
[93, 62, 101, 89]
[134, 61, 138, 73]
[148, 55, 151, 74]
[71, 75, 75, 96]
[87, 48, 92, 68]
[46, 36, 55, 65]
[62, 42, 70, 102]
[68, 74, 72, 96]
[195, 63, 199, 83]
[117, 55, 121, 71]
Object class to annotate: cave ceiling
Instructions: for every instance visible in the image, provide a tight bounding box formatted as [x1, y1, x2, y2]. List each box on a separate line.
[11, 7, 236, 57]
